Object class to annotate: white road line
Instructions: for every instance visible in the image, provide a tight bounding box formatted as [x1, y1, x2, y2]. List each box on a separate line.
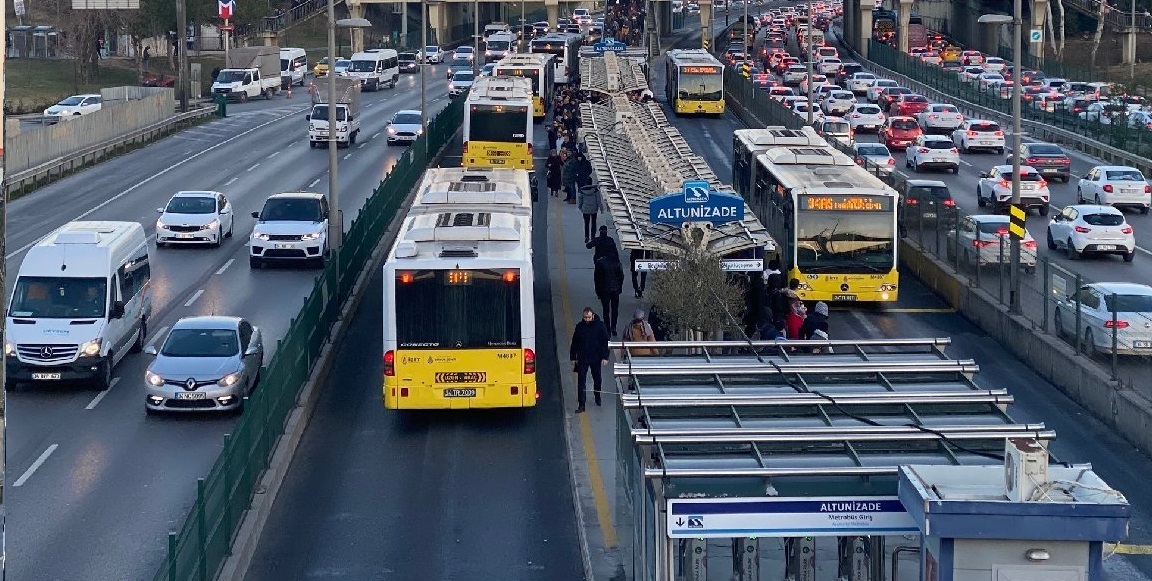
[959, 159, 972, 167]
[342, 153, 352, 160]
[184, 289, 205, 307]
[309, 178, 321, 187]
[372, 132, 381, 139]
[245, 163, 260, 172]
[358, 143, 367, 148]
[86, 378, 120, 410]
[267, 150, 281, 158]
[14, 444, 58, 487]
[146, 325, 170, 350]
[215, 258, 235, 275]
[6, 108, 304, 259]
[224, 177, 238, 186]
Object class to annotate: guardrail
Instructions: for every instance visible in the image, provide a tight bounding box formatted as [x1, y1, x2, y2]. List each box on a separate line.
[149, 94, 465, 581]
[4, 105, 217, 198]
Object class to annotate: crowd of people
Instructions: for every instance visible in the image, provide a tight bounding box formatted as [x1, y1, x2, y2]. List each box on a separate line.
[740, 260, 830, 345]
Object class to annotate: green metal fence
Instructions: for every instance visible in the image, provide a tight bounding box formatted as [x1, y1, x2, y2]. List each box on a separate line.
[151, 94, 466, 581]
[866, 40, 1152, 159]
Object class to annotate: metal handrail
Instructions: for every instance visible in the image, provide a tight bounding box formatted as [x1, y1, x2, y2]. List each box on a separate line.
[610, 337, 951, 348]
[632, 423, 1048, 441]
[634, 427, 1057, 444]
[620, 389, 1014, 408]
[614, 360, 979, 376]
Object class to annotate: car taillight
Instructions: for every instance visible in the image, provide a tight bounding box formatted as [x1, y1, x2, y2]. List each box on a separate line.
[1074, 225, 1092, 233]
[524, 348, 536, 374]
[1023, 240, 1037, 248]
[973, 239, 995, 248]
[999, 179, 1011, 189]
[887, 158, 895, 165]
[852, 113, 861, 118]
[942, 199, 956, 207]
[854, 157, 863, 164]
[1025, 157, 1040, 164]
[1146, 185, 1151, 193]
[967, 131, 978, 137]
[907, 198, 919, 205]
[1104, 320, 1130, 329]
[950, 148, 958, 154]
[917, 147, 929, 153]
[384, 350, 395, 376]
[1122, 226, 1134, 234]
[1104, 184, 1114, 193]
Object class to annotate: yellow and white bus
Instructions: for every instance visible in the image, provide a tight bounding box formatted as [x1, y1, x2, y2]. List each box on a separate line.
[732, 127, 901, 302]
[382, 167, 537, 409]
[494, 53, 555, 121]
[529, 32, 583, 84]
[665, 48, 726, 115]
[462, 76, 534, 169]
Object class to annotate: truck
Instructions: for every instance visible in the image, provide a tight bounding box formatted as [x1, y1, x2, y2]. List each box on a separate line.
[212, 46, 282, 102]
[906, 15, 928, 49]
[307, 76, 362, 148]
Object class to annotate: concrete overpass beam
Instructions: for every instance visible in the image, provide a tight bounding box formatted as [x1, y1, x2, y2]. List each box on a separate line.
[429, 2, 448, 47]
[857, 0, 873, 59]
[348, 3, 365, 53]
[1124, 27, 1138, 65]
[699, 0, 712, 50]
[1029, 0, 1048, 65]
[546, 0, 559, 30]
[978, 20, 1002, 55]
[897, 0, 912, 54]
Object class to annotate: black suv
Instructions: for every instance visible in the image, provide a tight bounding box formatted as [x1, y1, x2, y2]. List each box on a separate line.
[398, 52, 419, 74]
[900, 179, 956, 236]
[1006, 142, 1071, 183]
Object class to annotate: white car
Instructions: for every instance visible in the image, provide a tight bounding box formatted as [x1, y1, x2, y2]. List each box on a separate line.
[816, 57, 842, 75]
[906, 134, 960, 174]
[156, 191, 234, 247]
[846, 72, 877, 94]
[853, 142, 895, 173]
[952, 119, 1005, 154]
[983, 56, 1007, 73]
[783, 64, 808, 85]
[454, 46, 476, 62]
[917, 103, 964, 133]
[1047, 204, 1136, 261]
[1054, 282, 1152, 356]
[816, 116, 852, 143]
[947, 214, 1038, 272]
[847, 103, 885, 132]
[821, 90, 856, 115]
[866, 79, 900, 102]
[792, 101, 824, 120]
[386, 109, 423, 145]
[249, 192, 330, 268]
[767, 86, 795, 100]
[1076, 166, 1151, 213]
[798, 74, 832, 96]
[960, 66, 985, 83]
[43, 94, 102, 122]
[977, 73, 1005, 90]
[424, 45, 445, 63]
[448, 70, 475, 98]
[976, 164, 1051, 214]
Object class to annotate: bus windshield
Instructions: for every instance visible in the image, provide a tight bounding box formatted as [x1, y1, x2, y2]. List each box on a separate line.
[795, 205, 895, 274]
[395, 269, 521, 348]
[486, 40, 511, 51]
[9, 276, 108, 319]
[468, 105, 529, 142]
[678, 72, 723, 101]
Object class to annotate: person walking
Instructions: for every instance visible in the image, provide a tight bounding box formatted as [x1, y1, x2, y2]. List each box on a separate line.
[546, 151, 564, 197]
[578, 183, 601, 243]
[569, 307, 610, 412]
[586, 225, 617, 262]
[622, 309, 657, 355]
[142, 45, 151, 70]
[562, 150, 579, 203]
[594, 252, 625, 337]
[629, 248, 649, 298]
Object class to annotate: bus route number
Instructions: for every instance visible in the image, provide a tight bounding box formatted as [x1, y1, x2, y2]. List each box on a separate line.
[497, 353, 517, 359]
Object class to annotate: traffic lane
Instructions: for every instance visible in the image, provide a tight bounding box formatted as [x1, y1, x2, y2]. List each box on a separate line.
[245, 160, 581, 581]
[834, 279, 1152, 580]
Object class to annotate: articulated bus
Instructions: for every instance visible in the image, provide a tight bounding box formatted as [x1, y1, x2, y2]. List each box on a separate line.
[529, 32, 583, 84]
[732, 127, 901, 302]
[462, 76, 534, 169]
[383, 167, 537, 409]
[493, 53, 555, 121]
[665, 49, 725, 115]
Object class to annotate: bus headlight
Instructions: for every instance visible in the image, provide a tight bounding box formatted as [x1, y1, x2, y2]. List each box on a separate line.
[879, 283, 898, 292]
[80, 339, 102, 357]
[797, 281, 814, 291]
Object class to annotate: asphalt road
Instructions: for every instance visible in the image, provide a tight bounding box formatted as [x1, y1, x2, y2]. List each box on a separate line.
[4, 69, 452, 581]
[242, 132, 583, 579]
[653, 71, 1152, 579]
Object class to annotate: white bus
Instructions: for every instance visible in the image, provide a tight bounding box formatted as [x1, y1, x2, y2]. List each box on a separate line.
[529, 32, 583, 84]
[382, 168, 537, 409]
[345, 49, 399, 91]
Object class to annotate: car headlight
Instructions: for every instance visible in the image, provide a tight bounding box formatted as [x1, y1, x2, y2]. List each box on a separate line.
[5, 341, 14, 356]
[254, 232, 271, 241]
[145, 370, 165, 387]
[387, 126, 396, 134]
[80, 339, 102, 357]
[157, 220, 168, 229]
[449, 83, 455, 90]
[416, 128, 423, 135]
[301, 232, 321, 241]
[218, 372, 242, 387]
[203, 220, 219, 231]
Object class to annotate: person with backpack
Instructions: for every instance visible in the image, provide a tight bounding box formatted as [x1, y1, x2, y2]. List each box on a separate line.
[622, 309, 657, 356]
[594, 252, 625, 336]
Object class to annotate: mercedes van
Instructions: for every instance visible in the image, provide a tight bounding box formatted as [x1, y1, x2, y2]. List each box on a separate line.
[345, 49, 399, 91]
[6, 221, 152, 389]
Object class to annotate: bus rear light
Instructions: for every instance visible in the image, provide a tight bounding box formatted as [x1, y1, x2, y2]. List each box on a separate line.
[524, 348, 536, 374]
[384, 350, 395, 376]
[399, 272, 413, 284]
[503, 270, 518, 282]
[1104, 320, 1130, 329]
[462, 141, 469, 154]
[511, 386, 519, 395]
[400, 387, 409, 397]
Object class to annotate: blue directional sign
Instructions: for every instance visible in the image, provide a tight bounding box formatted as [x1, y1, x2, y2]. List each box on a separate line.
[668, 497, 918, 538]
[649, 180, 745, 225]
[593, 38, 628, 53]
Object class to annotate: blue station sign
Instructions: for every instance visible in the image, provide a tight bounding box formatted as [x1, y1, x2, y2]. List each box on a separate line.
[593, 38, 628, 53]
[649, 180, 746, 225]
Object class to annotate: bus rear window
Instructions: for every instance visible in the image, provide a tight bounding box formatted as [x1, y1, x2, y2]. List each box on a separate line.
[394, 269, 521, 348]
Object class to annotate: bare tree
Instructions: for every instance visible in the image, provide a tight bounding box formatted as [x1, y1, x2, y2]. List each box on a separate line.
[1090, 0, 1108, 71]
[645, 248, 747, 340]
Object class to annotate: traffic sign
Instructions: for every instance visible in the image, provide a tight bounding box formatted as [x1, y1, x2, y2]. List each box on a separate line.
[593, 39, 627, 53]
[1009, 204, 1026, 240]
[1029, 28, 1042, 43]
[702, 38, 710, 50]
[218, 24, 234, 31]
[649, 180, 746, 225]
[218, 0, 235, 21]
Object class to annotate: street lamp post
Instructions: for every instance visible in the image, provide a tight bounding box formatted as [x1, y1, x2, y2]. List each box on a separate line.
[1132, 0, 1137, 80]
[327, 14, 372, 256]
[806, 0, 814, 124]
[474, 0, 481, 75]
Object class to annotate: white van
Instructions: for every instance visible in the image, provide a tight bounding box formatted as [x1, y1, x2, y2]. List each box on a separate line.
[6, 221, 152, 389]
[344, 49, 399, 91]
[280, 47, 309, 87]
[484, 32, 518, 63]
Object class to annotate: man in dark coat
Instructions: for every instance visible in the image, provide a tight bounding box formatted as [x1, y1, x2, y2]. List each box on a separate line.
[569, 307, 610, 412]
[594, 252, 625, 337]
[586, 225, 618, 262]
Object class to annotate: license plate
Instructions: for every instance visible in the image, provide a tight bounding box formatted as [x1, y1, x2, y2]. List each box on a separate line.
[175, 392, 207, 400]
[1096, 245, 1116, 250]
[862, 124, 875, 129]
[274, 243, 294, 249]
[435, 372, 486, 383]
[922, 212, 937, 218]
[31, 372, 61, 380]
[1134, 341, 1152, 348]
[490, 158, 506, 165]
[443, 388, 477, 398]
[1041, 168, 1060, 173]
[177, 234, 195, 239]
[832, 294, 858, 301]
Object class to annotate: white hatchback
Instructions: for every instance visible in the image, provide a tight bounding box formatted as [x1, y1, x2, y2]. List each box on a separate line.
[1076, 165, 1151, 213]
[822, 90, 856, 115]
[846, 72, 877, 94]
[917, 103, 964, 133]
[1047, 204, 1136, 261]
[847, 103, 885, 132]
[867, 79, 900, 102]
[952, 119, 1005, 154]
[976, 165, 1051, 214]
[906, 134, 960, 174]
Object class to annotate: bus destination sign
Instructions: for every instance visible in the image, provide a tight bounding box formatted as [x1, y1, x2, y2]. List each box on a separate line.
[803, 195, 892, 212]
[682, 65, 721, 74]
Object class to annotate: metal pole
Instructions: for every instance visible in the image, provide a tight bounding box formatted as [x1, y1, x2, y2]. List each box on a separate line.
[223, 20, 230, 70]
[806, 0, 814, 125]
[1009, 0, 1022, 314]
[474, 0, 480, 74]
[401, 0, 408, 45]
[1132, 0, 1137, 79]
[327, 0, 342, 255]
[176, 0, 189, 112]
[421, 2, 428, 154]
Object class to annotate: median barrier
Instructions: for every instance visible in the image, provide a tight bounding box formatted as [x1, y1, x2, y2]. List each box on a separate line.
[151, 94, 466, 581]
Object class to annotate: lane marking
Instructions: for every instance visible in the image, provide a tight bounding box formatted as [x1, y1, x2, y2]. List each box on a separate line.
[358, 143, 367, 149]
[309, 178, 321, 188]
[224, 177, 238, 186]
[245, 163, 260, 172]
[552, 197, 619, 549]
[267, 150, 281, 159]
[342, 153, 353, 160]
[146, 325, 170, 350]
[14, 444, 59, 487]
[6, 106, 305, 260]
[86, 377, 120, 410]
[184, 289, 205, 307]
[372, 132, 381, 139]
[215, 258, 235, 275]
[959, 159, 972, 167]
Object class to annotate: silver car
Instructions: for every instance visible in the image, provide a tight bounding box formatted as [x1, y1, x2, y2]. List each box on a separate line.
[386, 109, 423, 145]
[1054, 282, 1152, 356]
[947, 214, 1037, 273]
[144, 316, 264, 414]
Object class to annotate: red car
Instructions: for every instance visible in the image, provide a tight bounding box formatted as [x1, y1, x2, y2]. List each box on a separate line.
[880, 116, 923, 150]
[891, 94, 931, 116]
